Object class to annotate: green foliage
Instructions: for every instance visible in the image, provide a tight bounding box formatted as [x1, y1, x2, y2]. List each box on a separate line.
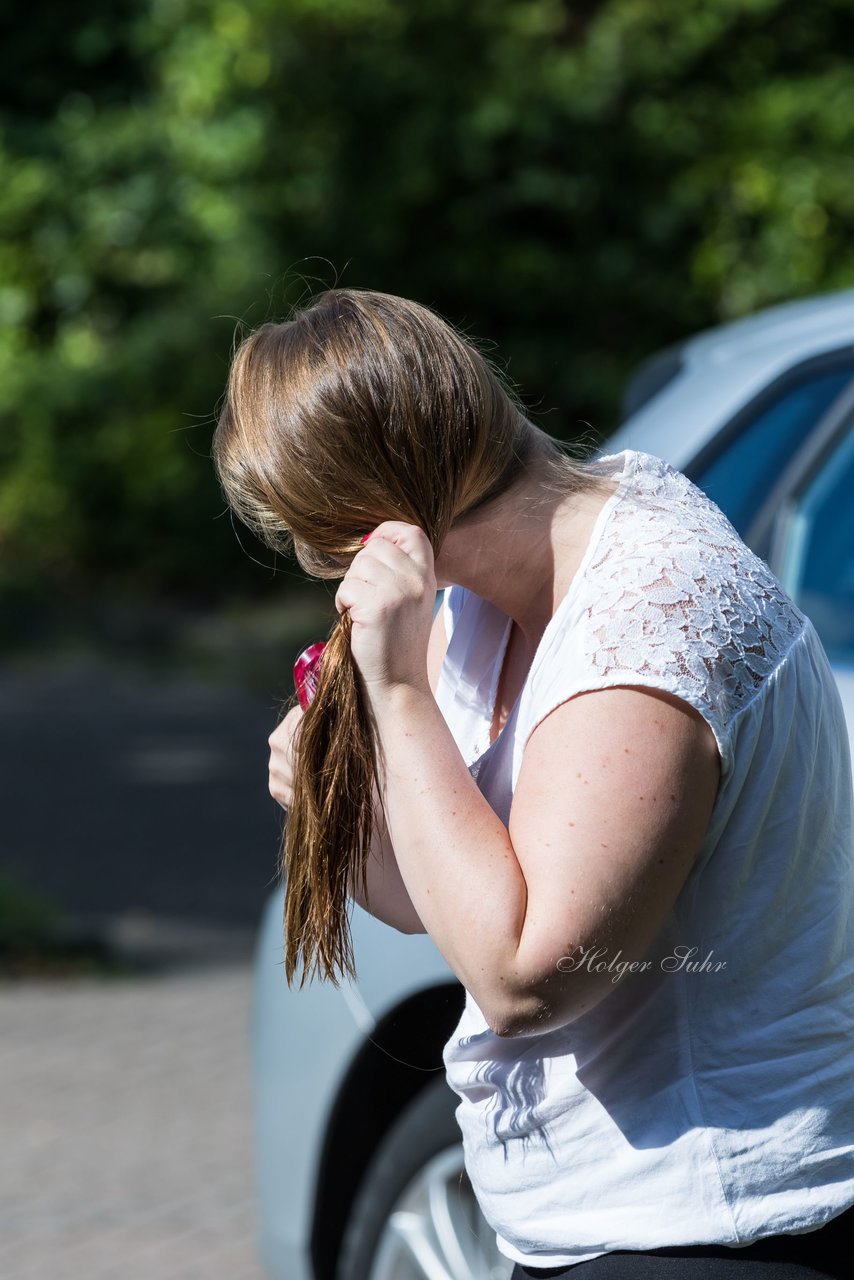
[0, 873, 58, 940]
[0, 872, 131, 979]
[0, 873, 61, 975]
[1, 0, 853, 598]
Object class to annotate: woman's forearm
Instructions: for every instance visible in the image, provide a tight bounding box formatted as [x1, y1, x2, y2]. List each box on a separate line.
[368, 683, 528, 1028]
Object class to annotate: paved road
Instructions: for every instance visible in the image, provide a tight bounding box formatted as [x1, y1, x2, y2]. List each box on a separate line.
[0, 650, 284, 942]
[0, 965, 266, 1280]
[1, 650, 295, 1279]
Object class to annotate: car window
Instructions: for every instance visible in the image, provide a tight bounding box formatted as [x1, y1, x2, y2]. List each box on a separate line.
[692, 368, 854, 538]
[775, 419, 854, 665]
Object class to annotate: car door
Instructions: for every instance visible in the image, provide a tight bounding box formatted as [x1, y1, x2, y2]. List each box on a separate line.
[759, 392, 854, 766]
[685, 354, 854, 552]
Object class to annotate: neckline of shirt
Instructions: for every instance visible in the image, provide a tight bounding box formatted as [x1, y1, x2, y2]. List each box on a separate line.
[468, 448, 640, 764]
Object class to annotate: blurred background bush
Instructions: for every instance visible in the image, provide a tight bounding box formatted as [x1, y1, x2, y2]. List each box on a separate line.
[3, 0, 853, 618]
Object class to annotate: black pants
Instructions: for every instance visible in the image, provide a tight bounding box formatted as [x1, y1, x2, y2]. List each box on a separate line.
[509, 1201, 854, 1279]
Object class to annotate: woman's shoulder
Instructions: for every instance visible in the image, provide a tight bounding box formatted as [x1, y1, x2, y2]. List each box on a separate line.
[580, 449, 808, 666]
[526, 450, 811, 775]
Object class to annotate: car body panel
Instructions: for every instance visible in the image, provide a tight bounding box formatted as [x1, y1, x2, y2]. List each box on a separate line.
[607, 290, 854, 469]
[252, 889, 456, 1280]
[252, 890, 361, 1280]
[830, 667, 854, 768]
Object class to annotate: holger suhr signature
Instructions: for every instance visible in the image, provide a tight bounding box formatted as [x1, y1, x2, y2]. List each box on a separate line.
[556, 945, 727, 984]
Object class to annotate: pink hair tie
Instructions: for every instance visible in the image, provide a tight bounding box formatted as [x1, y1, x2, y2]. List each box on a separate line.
[293, 641, 327, 710]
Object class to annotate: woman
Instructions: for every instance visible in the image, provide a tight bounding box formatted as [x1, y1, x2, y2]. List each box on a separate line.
[213, 287, 854, 1278]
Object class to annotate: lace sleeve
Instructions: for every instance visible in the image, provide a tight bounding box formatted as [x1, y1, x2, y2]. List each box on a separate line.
[522, 462, 808, 783]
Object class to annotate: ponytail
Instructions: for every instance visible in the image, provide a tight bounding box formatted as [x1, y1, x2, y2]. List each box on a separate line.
[282, 611, 376, 986]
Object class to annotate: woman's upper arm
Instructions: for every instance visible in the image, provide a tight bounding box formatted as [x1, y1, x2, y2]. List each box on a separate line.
[501, 684, 721, 1034]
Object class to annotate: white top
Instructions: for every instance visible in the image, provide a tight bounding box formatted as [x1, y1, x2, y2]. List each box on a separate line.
[436, 449, 854, 1269]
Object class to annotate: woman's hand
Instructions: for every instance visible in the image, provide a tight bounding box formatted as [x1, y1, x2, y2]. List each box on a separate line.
[334, 521, 437, 700]
[268, 704, 304, 810]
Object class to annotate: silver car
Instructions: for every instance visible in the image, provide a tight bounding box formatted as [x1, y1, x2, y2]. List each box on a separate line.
[252, 289, 854, 1280]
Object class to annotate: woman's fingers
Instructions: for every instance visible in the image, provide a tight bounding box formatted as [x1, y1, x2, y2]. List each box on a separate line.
[332, 522, 437, 692]
[335, 553, 400, 616]
[335, 523, 434, 615]
[268, 704, 304, 810]
[362, 521, 434, 569]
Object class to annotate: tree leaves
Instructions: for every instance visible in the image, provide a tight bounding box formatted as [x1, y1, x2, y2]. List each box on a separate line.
[1, 0, 853, 597]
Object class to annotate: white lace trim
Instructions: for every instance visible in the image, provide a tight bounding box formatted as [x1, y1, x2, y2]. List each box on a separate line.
[579, 452, 807, 739]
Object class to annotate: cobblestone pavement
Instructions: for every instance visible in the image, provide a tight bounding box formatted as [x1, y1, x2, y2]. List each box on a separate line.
[0, 965, 268, 1280]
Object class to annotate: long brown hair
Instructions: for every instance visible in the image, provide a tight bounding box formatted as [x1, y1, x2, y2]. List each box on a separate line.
[212, 288, 600, 986]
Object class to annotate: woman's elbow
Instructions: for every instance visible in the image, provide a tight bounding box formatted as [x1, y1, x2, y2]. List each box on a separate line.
[485, 978, 609, 1038]
[486, 998, 559, 1039]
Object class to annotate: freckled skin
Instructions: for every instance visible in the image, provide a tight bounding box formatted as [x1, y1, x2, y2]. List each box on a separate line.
[339, 520, 724, 1040]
